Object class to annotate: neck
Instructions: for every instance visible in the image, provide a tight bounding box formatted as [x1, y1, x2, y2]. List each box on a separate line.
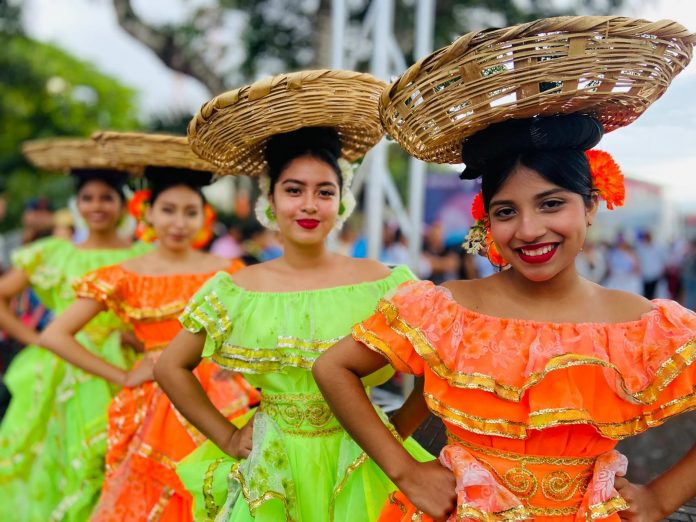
[281, 239, 333, 270]
[503, 263, 584, 302]
[81, 229, 124, 249]
[154, 244, 196, 264]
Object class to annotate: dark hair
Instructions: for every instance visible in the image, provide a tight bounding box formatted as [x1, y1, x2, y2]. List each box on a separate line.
[144, 167, 213, 206]
[460, 115, 604, 210]
[263, 127, 342, 194]
[72, 169, 128, 202]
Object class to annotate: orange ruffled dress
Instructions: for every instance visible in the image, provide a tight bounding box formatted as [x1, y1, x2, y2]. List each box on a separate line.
[353, 280, 696, 521]
[73, 262, 260, 522]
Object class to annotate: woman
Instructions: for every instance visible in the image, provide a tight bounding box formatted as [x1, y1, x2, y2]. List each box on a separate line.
[314, 18, 696, 522]
[39, 134, 258, 521]
[155, 70, 431, 522]
[0, 138, 149, 521]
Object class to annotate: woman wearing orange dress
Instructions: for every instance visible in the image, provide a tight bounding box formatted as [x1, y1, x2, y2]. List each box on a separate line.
[314, 17, 696, 522]
[40, 135, 258, 521]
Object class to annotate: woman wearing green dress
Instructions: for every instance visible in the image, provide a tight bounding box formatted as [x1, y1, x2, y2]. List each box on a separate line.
[0, 138, 151, 521]
[155, 70, 432, 522]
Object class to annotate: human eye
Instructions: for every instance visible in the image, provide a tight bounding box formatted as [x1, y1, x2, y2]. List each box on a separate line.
[492, 207, 515, 219]
[540, 199, 565, 211]
[319, 189, 336, 198]
[285, 186, 301, 195]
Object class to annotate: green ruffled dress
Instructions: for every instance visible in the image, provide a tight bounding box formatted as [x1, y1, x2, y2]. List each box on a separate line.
[0, 237, 149, 522]
[177, 265, 433, 522]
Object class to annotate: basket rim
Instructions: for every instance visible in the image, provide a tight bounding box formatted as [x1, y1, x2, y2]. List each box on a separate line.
[188, 69, 388, 177]
[380, 15, 696, 164]
[22, 137, 114, 172]
[92, 131, 219, 174]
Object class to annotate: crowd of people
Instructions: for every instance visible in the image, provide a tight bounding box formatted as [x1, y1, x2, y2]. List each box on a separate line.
[0, 14, 694, 522]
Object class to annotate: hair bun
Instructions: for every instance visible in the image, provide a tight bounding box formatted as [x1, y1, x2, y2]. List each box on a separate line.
[265, 127, 341, 173]
[460, 114, 603, 179]
[144, 166, 213, 190]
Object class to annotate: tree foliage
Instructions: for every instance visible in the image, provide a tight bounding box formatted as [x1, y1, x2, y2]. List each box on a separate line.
[0, 35, 139, 230]
[109, 0, 627, 94]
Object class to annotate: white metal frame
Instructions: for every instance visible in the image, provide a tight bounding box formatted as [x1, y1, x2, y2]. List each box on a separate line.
[331, 0, 435, 267]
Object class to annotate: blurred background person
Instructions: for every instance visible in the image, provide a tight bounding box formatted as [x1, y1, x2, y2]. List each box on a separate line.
[635, 230, 666, 299]
[604, 235, 642, 294]
[576, 241, 608, 284]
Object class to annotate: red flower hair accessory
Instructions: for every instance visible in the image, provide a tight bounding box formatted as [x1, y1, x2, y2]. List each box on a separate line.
[463, 192, 507, 268]
[127, 189, 217, 249]
[585, 149, 625, 209]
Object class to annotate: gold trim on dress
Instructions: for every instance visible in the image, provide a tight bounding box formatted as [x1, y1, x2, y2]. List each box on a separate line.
[229, 463, 295, 522]
[374, 300, 696, 406]
[427, 390, 696, 439]
[259, 392, 343, 437]
[203, 458, 225, 521]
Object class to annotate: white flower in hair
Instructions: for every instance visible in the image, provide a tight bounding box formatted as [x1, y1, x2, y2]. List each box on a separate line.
[254, 174, 279, 231]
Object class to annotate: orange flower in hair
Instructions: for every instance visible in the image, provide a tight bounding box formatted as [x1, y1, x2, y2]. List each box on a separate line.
[191, 204, 217, 249]
[585, 149, 625, 210]
[463, 191, 508, 268]
[128, 190, 157, 243]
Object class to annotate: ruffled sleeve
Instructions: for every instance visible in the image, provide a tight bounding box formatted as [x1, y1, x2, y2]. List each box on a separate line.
[73, 265, 126, 320]
[353, 280, 450, 375]
[179, 272, 235, 359]
[11, 237, 66, 282]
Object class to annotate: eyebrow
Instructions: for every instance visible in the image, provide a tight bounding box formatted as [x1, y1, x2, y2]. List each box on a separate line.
[281, 179, 338, 188]
[490, 188, 568, 207]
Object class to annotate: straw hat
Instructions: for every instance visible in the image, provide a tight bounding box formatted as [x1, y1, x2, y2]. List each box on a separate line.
[92, 131, 218, 174]
[380, 16, 696, 164]
[188, 69, 388, 176]
[22, 137, 112, 172]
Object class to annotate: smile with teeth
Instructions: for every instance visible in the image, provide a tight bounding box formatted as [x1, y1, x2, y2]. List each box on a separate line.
[519, 244, 557, 256]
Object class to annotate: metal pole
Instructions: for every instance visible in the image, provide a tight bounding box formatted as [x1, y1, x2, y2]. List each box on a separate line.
[407, 0, 435, 272]
[366, 0, 393, 260]
[331, 0, 346, 69]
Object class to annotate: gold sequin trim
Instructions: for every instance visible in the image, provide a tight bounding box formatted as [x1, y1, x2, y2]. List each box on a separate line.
[146, 486, 175, 522]
[137, 442, 177, 471]
[260, 392, 342, 437]
[229, 463, 295, 522]
[203, 458, 224, 521]
[427, 390, 696, 440]
[587, 495, 629, 520]
[376, 299, 696, 405]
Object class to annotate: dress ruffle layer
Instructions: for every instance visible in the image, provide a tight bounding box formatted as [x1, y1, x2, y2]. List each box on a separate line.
[352, 280, 696, 521]
[178, 266, 430, 521]
[0, 238, 146, 521]
[355, 280, 696, 440]
[74, 262, 257, 522]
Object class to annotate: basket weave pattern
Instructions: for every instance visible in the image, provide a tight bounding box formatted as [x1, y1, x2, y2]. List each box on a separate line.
[22, 138, 111, 171]
[188, 70, 387, 176]
[381, 16, 696, 164]
[93, 131, 217, 173]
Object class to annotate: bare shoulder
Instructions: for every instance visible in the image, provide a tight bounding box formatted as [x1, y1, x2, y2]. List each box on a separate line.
[594, 286, 654, 322]
[441, 276, 496, 311]
[341, 257, 392, 282]
[120, 252, 152, 272]
[227, 261, 275, 290]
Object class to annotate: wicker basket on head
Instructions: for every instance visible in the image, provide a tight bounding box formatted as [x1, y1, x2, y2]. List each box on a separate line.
[22, 137, 112, 172]
[188, 69, 388, 176]
[381, 16, 696, 164]
[92, 131, 219, 175]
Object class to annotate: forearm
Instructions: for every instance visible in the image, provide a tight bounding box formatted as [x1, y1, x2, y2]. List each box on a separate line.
[155, 361, 236, 449]
[389, 377, 430, 439]
[39, 330, 126, 385]
[315, 359, 417, 483]
[0, 299, 40, 346]
[648, 442, 696, 517]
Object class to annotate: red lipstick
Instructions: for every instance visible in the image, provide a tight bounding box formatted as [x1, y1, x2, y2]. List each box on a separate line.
[516, 243, 558, 264]
[297, 219, 320, 230]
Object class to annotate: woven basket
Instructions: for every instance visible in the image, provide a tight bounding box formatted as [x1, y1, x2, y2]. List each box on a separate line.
[381, 16, 696, 164]
[22, 138, 112, 172]
[93, 131, 218, 174]
[188, 69, 387, 176]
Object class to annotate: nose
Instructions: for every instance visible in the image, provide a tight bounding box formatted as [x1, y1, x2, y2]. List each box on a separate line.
[514, 212, 546, 243]
[301, 194, 318, 214]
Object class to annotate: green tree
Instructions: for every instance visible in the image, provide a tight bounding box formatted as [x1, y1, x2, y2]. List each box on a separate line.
[108, 0, 627, 94]
[0, 35, 140, 231]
